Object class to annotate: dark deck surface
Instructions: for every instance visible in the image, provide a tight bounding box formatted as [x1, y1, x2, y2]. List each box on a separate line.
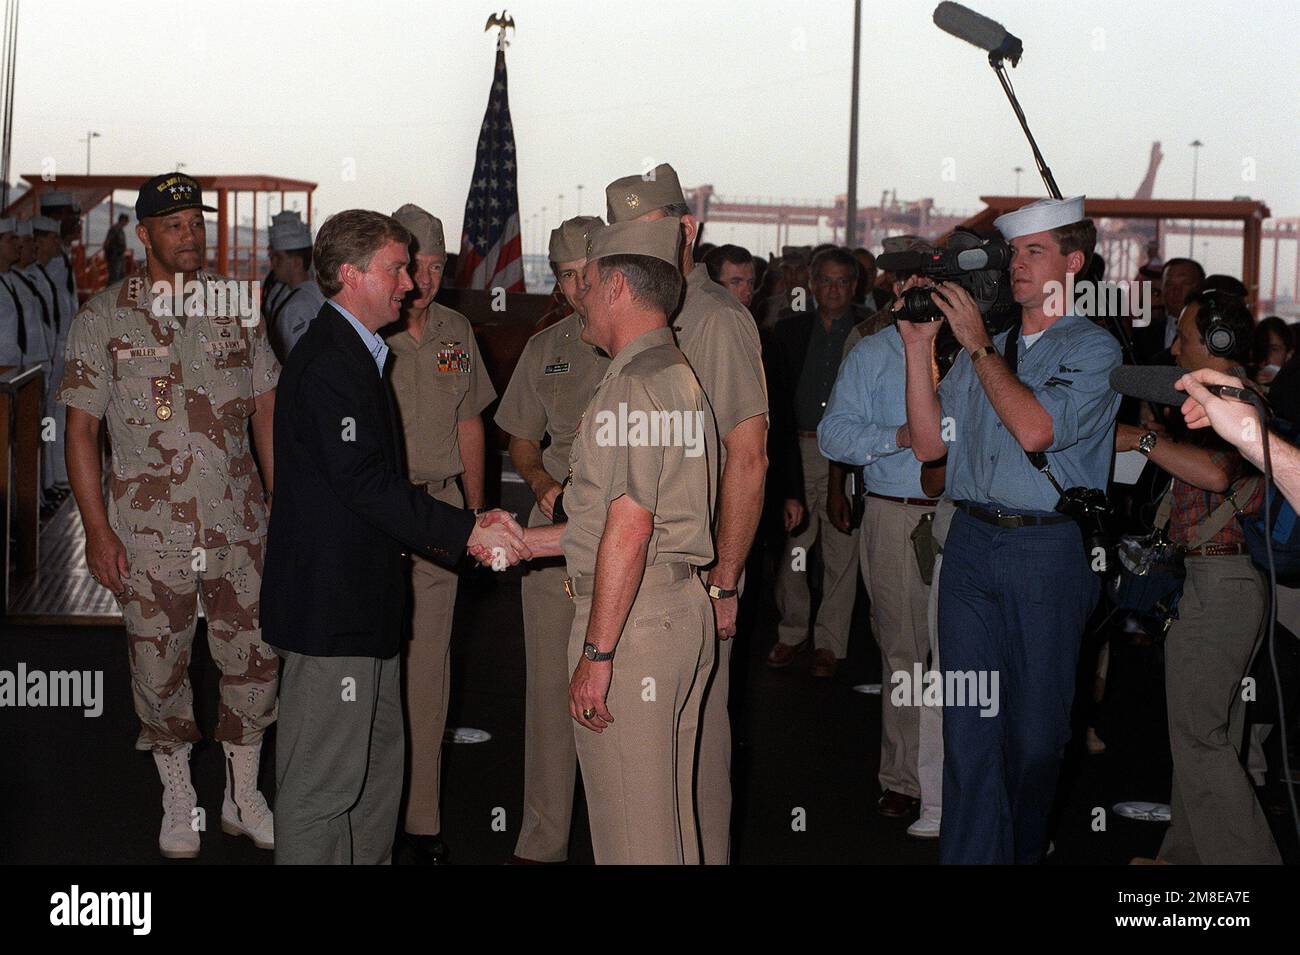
[3, 472, 1296, 866]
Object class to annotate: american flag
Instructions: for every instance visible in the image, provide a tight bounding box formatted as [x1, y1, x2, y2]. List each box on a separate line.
[455, 47, 525, 292]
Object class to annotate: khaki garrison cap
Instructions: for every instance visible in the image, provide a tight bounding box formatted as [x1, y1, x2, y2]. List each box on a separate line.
[585, 217, 680, 268]
[605, 163, 686, 224]
[391, 203, 446, 255]
[549, 215, 603, 264]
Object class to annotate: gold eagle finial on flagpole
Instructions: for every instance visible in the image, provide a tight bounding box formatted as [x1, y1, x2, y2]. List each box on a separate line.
[484, 11, 516, 51]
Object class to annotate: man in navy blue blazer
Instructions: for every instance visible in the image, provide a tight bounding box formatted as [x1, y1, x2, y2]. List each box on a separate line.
[262, 209, 528, 864]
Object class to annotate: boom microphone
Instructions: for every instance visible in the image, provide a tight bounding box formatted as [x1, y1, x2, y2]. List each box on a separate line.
[1109, 365, 1269, 410]
[933, 2, 1023, 65]
[1109, 365, 1188, 407]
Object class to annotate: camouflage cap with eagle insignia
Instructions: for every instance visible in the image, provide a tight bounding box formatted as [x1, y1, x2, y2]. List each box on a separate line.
[604, 163, 687, 224]
[585, 217, 681, 267]
[135, 172, 217, 219]
[549, 215, 603, 265]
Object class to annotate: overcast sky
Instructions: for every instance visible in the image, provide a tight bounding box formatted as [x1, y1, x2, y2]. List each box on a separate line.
[10, 0, 1299, 281]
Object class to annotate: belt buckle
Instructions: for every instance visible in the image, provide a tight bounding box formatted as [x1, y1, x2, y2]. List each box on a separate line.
[562, 577, 575, 599]
[993, 509, 1024, 529]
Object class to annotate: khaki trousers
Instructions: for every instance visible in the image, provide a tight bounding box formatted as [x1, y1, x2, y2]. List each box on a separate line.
[919, 499, 956, 823]
[569, 574, 715, 865]
[775, 436, 860, 657]
[514, 505, 579, 862]
[696, 573, 744, 866]
[401, 481, 462, 836]
[859, 496, 933, 798]
[1158, 555, 1281, 864]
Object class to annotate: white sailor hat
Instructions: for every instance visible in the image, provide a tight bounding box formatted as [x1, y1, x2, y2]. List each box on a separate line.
[0, 217, 17, 235]
[30, 215, 60, 233]
[269, 220, 312, 251]
[15, 220, 33, 237]
[994, 195, 1086, 240]
[40, 191, 79, 212]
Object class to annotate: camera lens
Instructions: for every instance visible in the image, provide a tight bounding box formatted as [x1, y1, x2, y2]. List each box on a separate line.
[897, 286, 944, 322]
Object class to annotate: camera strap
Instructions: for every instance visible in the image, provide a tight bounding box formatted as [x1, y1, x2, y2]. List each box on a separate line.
[1001, 319, 1061, 483]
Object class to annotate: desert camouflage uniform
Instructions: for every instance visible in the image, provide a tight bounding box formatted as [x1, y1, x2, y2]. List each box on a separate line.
[58, 272, 280, 753]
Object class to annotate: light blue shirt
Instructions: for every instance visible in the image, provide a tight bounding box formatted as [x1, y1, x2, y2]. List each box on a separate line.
[331, 300, 389, 376]
[818, 325, 926, 498]
[937, 313, 1122, 512]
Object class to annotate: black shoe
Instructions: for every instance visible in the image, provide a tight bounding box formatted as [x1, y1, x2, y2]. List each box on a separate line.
[398, 832, 449, 865]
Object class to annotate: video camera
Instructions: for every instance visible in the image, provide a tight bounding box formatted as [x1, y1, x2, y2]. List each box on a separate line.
[878, 228, 1016, 329]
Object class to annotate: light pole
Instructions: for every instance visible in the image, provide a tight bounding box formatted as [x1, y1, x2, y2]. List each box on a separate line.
[844, 0, 862, 247]
[80, 130, 101, 174]
[1014, 166, 1024, 196]
[1189, 139, 1203, 256]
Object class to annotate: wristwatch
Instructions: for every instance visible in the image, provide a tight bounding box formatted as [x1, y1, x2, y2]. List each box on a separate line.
[706, 584, 739, 599]
[1137, 431, 1159, 456]
[583, 642, 615, 662]
[970, 344, 998, 363]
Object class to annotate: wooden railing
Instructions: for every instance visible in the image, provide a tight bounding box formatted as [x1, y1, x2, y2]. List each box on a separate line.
[0, 364, 44, 616]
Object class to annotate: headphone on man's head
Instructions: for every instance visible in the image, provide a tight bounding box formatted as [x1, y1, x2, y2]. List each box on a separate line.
[1197, 290, 1239, 358]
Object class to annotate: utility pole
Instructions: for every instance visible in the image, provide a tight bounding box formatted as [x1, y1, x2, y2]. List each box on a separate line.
[81, 129, 100, 174]
[844, 0, 862, 247]
[1188, 139, 1203, 256]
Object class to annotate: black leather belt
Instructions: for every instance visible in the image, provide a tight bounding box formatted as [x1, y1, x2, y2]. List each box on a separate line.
[1184, 542, 1248, 557]
[955, 500, 1074, 529]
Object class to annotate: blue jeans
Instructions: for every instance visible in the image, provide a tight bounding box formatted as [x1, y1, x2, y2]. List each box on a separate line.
[937, 509, 1099, 864]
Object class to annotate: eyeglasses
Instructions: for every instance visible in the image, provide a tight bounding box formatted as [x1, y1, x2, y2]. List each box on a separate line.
[813, 277, 854, 289]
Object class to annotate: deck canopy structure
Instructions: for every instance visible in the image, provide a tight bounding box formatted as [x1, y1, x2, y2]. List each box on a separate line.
[3, 173, 317, 293]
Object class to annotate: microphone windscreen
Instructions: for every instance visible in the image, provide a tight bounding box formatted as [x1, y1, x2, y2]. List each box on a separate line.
[1109, 364, 1187, 406]
[933, 2, 1009, 53]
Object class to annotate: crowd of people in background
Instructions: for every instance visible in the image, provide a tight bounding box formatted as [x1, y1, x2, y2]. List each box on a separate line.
[4, 176, 1296, 866]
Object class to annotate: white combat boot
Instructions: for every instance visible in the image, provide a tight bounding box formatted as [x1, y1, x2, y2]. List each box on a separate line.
[152, 743, 200, 859]
[221, 741, 274, 850]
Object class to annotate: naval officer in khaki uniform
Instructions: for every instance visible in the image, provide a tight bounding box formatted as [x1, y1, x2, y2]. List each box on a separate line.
[522, 216, 718, 865]
[495, 214, 608, 864]
[385, 203, 497, 863]
[604, 163, 768, 864]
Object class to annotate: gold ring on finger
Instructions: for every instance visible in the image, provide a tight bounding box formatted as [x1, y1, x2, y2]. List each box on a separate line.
[582, 708, 595, 720]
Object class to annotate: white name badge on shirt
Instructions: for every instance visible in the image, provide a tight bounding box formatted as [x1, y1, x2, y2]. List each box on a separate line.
[115, 346, 171, 360]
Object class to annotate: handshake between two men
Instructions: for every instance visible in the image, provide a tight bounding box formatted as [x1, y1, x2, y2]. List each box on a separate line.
[466, 510, 572, 570]
[466, 509, 537, 570]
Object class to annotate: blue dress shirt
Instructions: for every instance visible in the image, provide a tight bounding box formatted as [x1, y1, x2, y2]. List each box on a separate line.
[818, 325, 926, 498]
[330, 300, 389, 376]
[937, 313, 1122, 512]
